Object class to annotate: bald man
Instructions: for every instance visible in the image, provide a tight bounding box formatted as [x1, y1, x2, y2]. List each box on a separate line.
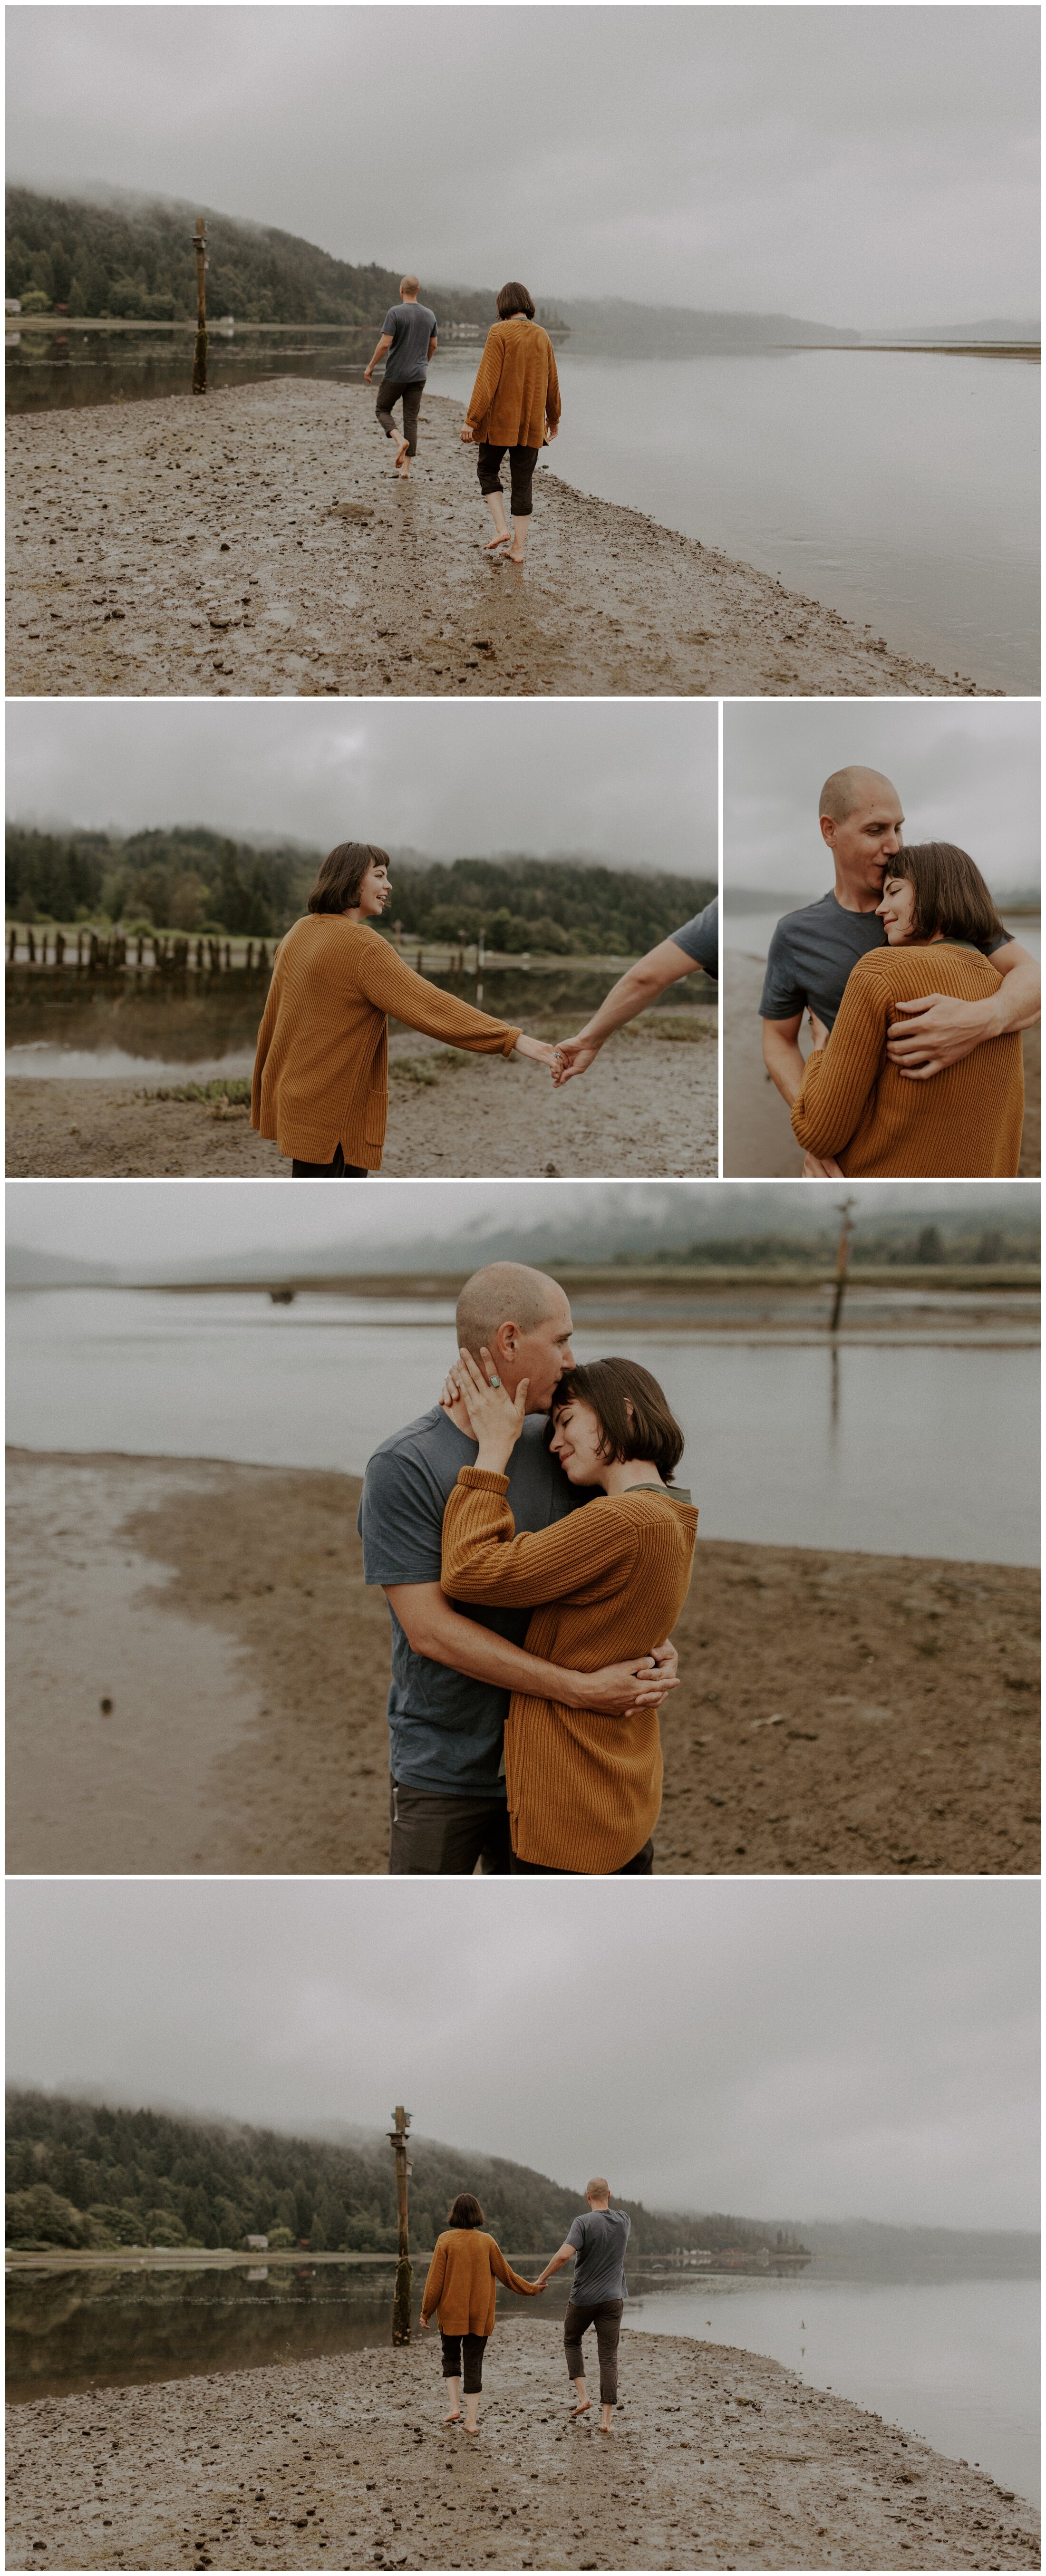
[358, 1262, 678, 1874]
[760, 765, 1039, 1175]
[535, 2178, 631, 2431]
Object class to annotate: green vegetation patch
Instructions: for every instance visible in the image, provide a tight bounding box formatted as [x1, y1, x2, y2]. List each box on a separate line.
[390, 1049, 471, 1089]
[149, 1077, 252, 1105]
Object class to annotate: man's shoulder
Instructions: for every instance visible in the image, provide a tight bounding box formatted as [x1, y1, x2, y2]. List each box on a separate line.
[365, 1406, 448, 1473]
[771, 891, 838, 942]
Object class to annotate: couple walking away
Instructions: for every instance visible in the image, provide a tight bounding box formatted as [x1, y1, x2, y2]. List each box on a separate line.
[359, 1260, 698, 1874]
[422, 2181, 630, 2435]
[364, 274, 560, 564]
[760, 765, 1040, 1177]
[251, 841, 717, 1174]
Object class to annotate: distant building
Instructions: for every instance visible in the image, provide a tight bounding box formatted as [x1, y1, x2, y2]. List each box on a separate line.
[245, 2233, 269, 2250]
[6, 299, 22, 315]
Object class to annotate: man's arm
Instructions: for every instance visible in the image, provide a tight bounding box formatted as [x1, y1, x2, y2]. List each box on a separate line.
[552, 938, 699, 1083]
[886, 939, 1041, 1080]
[363, 330, 394, 383]
[384, 1581, 678, 1715]
[428, 333, 438, 358]
[533, 2241, 575, 2289]
[761, 1011, 807, 1108]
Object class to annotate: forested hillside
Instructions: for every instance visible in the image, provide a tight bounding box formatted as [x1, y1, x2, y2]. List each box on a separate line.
[6, 826, 713, 952]
[4, 2092, 779, 2258]
[5, 185, 500, 329]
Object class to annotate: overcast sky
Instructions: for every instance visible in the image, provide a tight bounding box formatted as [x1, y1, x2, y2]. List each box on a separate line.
[7, 7, 1039, 327]
[724, 701, 1041, 900]
[7, 1179, 1032, 1270]
[6, 700, 715, 875]
[6, 1879, 1038, 2228]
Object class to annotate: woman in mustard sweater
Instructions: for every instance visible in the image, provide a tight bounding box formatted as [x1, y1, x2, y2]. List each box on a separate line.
[441, 1350, 698, 1875]
[461, 281, 562, 565]
[791, 842, 1025, 1177]
[252, 841, 556, 1174]
[420, 2191, 543, 2433]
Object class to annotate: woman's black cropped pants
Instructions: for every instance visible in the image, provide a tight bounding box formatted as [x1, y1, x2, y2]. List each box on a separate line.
[476, 441, 540, 517]
[440, 2330, 488, 2392]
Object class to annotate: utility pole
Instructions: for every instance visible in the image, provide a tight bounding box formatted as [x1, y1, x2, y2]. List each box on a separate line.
[192, 216, 208, 395]
[829, 1196, 856, 1334]
[388, 2105, 413, 2344]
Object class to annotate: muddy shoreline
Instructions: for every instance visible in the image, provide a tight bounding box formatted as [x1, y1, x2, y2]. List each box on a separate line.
[5, 2319, 1038, 2571]
[6, 1452, 1038, 1878]
[6, 380, 989, 699]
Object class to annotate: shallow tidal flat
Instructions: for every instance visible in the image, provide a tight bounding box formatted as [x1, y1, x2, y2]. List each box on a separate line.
[5, 380, 987, 699]
[5, 2319, 1038, 2572]
[6, 1453, 1038, 1878]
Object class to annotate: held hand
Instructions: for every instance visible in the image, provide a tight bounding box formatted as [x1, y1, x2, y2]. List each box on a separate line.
[461, 423, 475, 443]
[806, 1008, 829, 1054]
[802, 1151, 846, 1179]
[885, 991, 988, 1079]
[649, 1637, 679, 1688]
[551, 1033, 602, 1086]
[514, 1034, 560, 1069]
[456, 1346, 529, 1470]
[420, 2314, 431, 2330]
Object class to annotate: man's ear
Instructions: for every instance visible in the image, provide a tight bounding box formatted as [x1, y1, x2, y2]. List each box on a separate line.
[819, 814, 836, 852]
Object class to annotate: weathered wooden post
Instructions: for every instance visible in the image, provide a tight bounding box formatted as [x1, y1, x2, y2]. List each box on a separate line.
[192, 217, 209, 396]
[830, 1196, 856, 1334]
[387, 2105, 413, 2345]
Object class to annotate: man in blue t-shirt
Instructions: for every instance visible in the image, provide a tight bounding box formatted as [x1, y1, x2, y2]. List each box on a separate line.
[759, 765, 1039, 1176]
[550, 898, 719, 1085]
[535, 2178, 631, 2429]
[363, 275, 438, 478]
[358, 1261, 679, 1875]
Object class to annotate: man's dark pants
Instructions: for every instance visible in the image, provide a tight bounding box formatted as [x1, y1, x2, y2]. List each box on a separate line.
[564, 2299, 624, 2406]
[389, 1779, 513, 1874]
[440, 2331, 487, 2392]
[476, 442, 540, 517]
[376, 378, 423, 456]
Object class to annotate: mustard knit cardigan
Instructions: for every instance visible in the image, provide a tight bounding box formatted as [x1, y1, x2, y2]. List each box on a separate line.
[442, 1466, 698, 1873]
[465, 317, 562, 450]
[421, 2229, 541, 2338]
[252, 915, 520, 1168]
[790, 942, 1023, 1177]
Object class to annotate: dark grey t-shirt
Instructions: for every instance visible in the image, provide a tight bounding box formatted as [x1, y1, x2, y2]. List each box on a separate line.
[567, 2207, 631, 2304]
[382, 302, 437, 383]
[671, 897, 718, 978]
[358, 1406, 586, 1797]
[759, 889, 1007, 1034]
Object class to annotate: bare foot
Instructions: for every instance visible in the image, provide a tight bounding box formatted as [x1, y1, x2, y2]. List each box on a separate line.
[463, 2424, 480, 2436]
[484, 532, 511, 551]
[394, 440, 411, 470]
[571, 2402, 591, 2419]
[442, 2410, 461, 2425]
[503, 547, 525, 565]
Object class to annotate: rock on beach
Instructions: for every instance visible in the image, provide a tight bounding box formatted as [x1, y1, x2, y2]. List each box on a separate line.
[6, 380, 989, 699]
[5, 2320, 1038, 2571]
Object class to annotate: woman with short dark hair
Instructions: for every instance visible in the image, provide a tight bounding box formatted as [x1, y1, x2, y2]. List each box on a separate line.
[791, 841, 1024, 1176]
[440, 1352, 698, 1873]
[251, 841, 556, 1173]
[420, 2191, 543, 2432]
[461, 283, 561, 564]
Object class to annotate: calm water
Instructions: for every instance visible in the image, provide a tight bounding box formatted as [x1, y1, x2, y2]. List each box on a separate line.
[6, 2264, 1036, 2504]
[724, 908, 1042, 964]
[7, 328, 1037, 690]
[5, 1289, 1038, 1562]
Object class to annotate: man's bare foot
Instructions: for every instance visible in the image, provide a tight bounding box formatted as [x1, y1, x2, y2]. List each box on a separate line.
[394, 439, 411, 470]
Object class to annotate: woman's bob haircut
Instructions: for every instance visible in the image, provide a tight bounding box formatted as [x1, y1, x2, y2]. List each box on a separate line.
[888, 843, 1006, 949]
[447, 2193, 485, 2230]
[547, 1358, 684, 1483]
[307, 842, 389, 916]
[496, 281, 536, 320]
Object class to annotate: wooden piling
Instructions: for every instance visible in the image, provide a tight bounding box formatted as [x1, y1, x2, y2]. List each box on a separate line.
[192, 218, 208, 396]
[388, 2105, 413, 2346]
[830, 1196, 856, 1333]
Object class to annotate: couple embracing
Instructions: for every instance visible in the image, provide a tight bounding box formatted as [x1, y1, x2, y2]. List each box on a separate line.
[358, 1261, 698, 1874]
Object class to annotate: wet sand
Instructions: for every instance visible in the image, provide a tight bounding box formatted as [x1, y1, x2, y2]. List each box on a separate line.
[4, 1016, 717, 1180]
[722, 951, 1041, 1179]
[5, 2318, 1038, 2572]
[6, 380, 987, 700]
[7, 1452, 1038, 1879]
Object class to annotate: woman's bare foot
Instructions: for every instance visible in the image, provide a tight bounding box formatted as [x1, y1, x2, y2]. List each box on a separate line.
[442, 2409, 461, 2425]
[463, 2424, 480, 2436]
[484, 532, 512, 551]
[503, 546, 525, 565]
[571, 2401, 591, 2419]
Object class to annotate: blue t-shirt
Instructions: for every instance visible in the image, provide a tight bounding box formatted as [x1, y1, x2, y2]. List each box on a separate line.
[759, 889, 1007, 1034]
[358, 1406, 587, 1797]
[567, 2206, 631, 2304]
[381, 302, 437, 383]
[671, 898, 718, 978]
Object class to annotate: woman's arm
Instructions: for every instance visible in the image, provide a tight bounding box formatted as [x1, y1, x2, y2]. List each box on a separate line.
[464, 329, 504, 437]
[790, 968, 891, 1156]
[350, 933, 522, 1056]
[545, 341, 562, 430]
[490, 2242, 543, 2297]
[442, 1468, 638, 1610]
[420, 2242, 446, 2323]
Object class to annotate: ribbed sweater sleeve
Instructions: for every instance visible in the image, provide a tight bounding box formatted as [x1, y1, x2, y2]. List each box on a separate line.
[442, 1466, 639, 1607]
[489, 2242, 542, 2297]
[790, 965, 889, 1154]
[544, 342, 561, 427]
[421, 2241, 447, 2317]
[351, 937, 520, 1055]
[466, 330, 505, 432]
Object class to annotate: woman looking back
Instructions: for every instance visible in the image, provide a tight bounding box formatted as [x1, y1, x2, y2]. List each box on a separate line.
[251, 841, 555, 1173]
[790, 842, 1025, 1177]
[461, 282, 561, 565]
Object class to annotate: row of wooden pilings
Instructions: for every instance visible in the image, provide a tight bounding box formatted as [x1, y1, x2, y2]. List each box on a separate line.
[7, 929, 273, 973]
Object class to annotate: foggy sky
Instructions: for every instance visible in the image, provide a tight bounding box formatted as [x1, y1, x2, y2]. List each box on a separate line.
[6, 1180, 1035, 1271]
[724, 702, 1040, 899]
[5, 700, 716, 875]
[7, 7, 1039, 328]
[6, 1879, 1038, 2228]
